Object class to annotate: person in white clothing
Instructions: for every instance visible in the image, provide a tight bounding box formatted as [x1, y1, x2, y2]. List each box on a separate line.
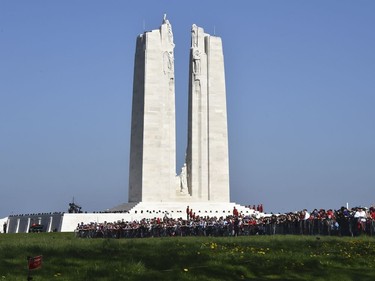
[354, 207, 367, 234]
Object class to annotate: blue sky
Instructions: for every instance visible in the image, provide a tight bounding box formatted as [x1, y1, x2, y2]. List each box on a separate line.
[1, 1, 374, 218]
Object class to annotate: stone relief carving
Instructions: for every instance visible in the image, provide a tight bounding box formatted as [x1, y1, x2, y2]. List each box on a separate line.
[179, 163, 188, 193]
[163, 14, 175, 48]
[192, 49, 201, 75]
[167, 24, 174, 46]
[191, 24, 198, 48]
[163, 51, 174, 75]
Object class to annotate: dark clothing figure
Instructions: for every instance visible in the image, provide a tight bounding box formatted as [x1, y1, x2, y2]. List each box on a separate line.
[233, 207, 239, 217]
[233, 218, 240, 236]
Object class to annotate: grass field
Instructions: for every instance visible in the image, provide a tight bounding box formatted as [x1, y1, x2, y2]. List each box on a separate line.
[1, 233, 375, 281]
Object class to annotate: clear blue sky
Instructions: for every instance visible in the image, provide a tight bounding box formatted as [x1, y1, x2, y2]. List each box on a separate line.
[1, 1, 374, 218]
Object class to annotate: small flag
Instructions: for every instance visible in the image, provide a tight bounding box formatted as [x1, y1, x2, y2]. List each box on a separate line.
[28, 255, 43, 270]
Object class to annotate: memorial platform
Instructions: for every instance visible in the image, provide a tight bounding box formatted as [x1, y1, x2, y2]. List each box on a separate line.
[4, 202, 261, 233]
[59, 202, 260, 232]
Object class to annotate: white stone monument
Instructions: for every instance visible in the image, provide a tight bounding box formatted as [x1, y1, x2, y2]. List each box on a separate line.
[129, 15, 230, 203]
[5, 16, 257, 233]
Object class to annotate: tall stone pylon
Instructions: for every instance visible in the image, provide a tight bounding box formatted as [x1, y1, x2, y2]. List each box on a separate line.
[128, 15, 176, 202]
[128, 16, 230, 203]
[185, 24, 230, 202]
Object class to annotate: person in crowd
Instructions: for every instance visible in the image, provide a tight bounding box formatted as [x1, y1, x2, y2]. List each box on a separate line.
[233, 206, 239, 217]
[354, 207, 367, 234]
[370, 207, 375, 236]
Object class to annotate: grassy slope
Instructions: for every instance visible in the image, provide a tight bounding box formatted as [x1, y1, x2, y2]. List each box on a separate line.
[0, 233, 375, 281]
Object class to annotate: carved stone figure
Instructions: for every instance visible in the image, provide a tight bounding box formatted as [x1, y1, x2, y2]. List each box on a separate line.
[179, 163, 188, 193]
[164, 51, 174, 75]
[192, 24, 198, 48]
[162, 14, 175, 47]
[167, 24, 174, 45]
[193, 49, 201, 75]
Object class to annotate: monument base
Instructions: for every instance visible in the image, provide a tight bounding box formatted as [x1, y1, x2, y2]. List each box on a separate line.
[59, 201, 259, 232]
[5, 202, 261, 233]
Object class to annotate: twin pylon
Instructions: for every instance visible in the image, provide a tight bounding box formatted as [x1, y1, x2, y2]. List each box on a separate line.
[129, 15, 230, 203]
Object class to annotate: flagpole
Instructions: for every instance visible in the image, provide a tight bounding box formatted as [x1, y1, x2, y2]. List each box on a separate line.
[27, 256, 32, 281]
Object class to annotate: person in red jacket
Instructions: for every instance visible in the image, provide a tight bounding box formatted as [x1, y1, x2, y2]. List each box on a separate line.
[233, 206, 239, 217]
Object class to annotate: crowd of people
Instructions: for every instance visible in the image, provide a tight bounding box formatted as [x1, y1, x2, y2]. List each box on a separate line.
[75, 206, 375, 239]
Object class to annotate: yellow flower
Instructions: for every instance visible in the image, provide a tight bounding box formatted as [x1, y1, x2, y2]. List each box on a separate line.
[210, 242, 217, 249]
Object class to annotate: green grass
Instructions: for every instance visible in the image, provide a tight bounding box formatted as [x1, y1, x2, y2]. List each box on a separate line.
[1, 233, 375, 280]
